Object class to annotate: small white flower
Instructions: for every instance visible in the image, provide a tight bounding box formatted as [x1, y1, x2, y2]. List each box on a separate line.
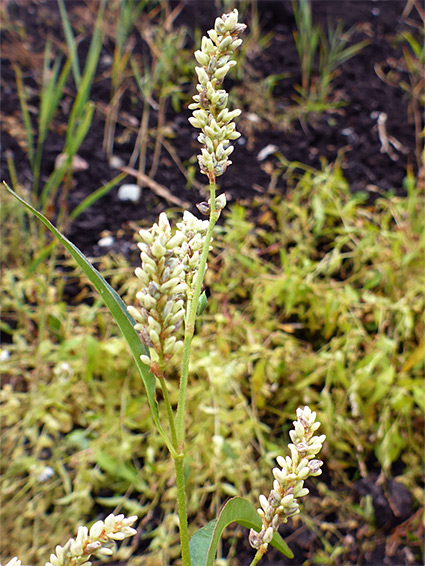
[89, 520, 104, 540]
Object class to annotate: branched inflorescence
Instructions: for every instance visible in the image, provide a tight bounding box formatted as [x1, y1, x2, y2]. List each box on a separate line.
[4, 514, 137, 566]
[128, 211, 212, 376]
[249, 406, 326, 557]
[188, 9, 246, 182]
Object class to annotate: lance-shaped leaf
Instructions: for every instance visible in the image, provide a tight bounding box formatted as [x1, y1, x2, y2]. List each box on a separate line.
[189, 496, 293, 565]
[3, 182, 174, 455]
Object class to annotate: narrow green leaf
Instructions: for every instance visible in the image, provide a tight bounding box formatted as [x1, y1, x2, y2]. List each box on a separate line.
[57, 0, 81, 86]
[189, 496, 293, 566]
[13, 65, 35, 166]
[69, 172, 127, 220]
[3, 182, 174, 455]
[39, 52, 73, 145]
[39, 158, 70, 210]
[67, 101, 95, 156]
[95, 450, 147, 490]
[66, 1, 104, 149]
[29, 240, 59, 273]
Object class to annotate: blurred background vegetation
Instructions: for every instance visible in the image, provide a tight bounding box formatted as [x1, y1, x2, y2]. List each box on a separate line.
[1, 0, 424, 564]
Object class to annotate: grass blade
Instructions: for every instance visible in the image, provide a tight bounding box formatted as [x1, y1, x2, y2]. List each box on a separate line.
[67, 101, 95, 156]
[69, 172, 127, 220]
[66, 2, 104, 150]
[57, 0, 81, 87]
[13, 65, 35, 167]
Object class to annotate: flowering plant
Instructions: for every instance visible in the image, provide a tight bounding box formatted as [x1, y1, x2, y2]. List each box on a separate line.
[4, 9, 324, 566]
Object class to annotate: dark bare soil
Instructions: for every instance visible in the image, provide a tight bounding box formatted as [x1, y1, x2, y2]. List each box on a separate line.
[1, 1, 423, 565]
[1, 1, 421, 257]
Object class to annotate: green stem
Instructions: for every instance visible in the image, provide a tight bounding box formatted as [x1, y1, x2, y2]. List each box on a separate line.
[174, 454, 191, 566]
[175, 179, 218, 446]
[158, 375, 177, 447]
[172, 178, 218, 566]
[249, 550, 265, 566]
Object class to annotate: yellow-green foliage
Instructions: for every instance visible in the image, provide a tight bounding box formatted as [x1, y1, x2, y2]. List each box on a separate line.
[196, 163, 424, 483]
[1, 164, 423, 563]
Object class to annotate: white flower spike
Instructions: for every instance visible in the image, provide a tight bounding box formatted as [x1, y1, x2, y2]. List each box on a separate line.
[249, 407, 325, 557]
[189, 9, 246, 183]
[3, 514, 137, 566]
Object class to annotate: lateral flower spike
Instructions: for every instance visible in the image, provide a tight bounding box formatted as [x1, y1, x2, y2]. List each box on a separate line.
[0, 514, 137, 566]
[127, 212, 187, 377]
[189, 9, 246, 183]
[249, 406, 325, 558]
[129, 211, 215, 375]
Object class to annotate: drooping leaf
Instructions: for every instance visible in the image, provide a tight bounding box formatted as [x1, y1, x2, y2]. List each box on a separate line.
[189, 496, 293, 566]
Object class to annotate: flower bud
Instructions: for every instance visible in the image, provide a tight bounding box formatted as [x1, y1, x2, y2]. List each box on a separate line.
[140, 354, 151, 366]
[148, 329, 160, 345]
[207, 29, 217, 42]
[294, 487, 309, 498]
[188, 117, 203, 129]
[249, 528, 262, 549]
[224, 108, 242, 122]
[215, 193, 227, 210]
[194, 50, 210, 66]
[227, 130, 241, 140]
[195, 66, 209, 85]
[196, 201, 210, 215]
[215, 65, 230, 81]
[281, 493, 294, 507]
[259, 494, 269, 512]
[297, 466, 310, 480]
[201, 36, 215, 54]
[85, 542, 102, 553]
[272, 467, 286, 484]
[214, 17, 225, 32]
[308, 459, 323, 474]
[263, 526, 274, 544]
[218, 35, 233, 50]
[223, 10, 238, 31]
[138, 229, 153, 244]
[231, 38, 243, 49]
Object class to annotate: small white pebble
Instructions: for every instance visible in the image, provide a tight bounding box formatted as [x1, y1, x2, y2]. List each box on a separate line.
[98, 236, 115, 247]
[117, 184, 141, 202]
[109, 155, 124, 169]
[55, 153, 88, 172]
[37, 466, 55, 483]
[257, 144, 278, 161]
[0, 350, 10, 361]
[246, 112, 261, 124]
[101, 54, 113, 65]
